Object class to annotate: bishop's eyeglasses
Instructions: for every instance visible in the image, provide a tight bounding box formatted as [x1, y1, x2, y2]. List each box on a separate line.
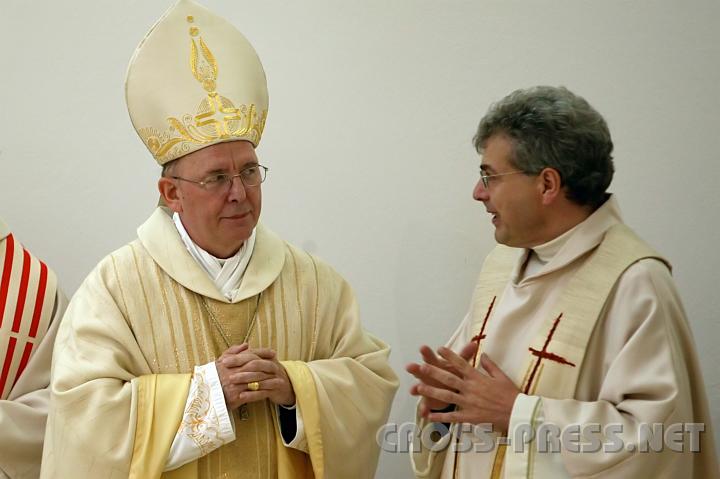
[171, 165, 268, 193]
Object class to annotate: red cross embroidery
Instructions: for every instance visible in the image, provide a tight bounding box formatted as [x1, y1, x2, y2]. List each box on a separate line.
[471, 296, 495, 368]
[523, 313, 576, 394]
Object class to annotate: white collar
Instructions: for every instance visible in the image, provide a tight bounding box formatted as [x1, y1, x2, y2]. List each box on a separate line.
[172, 212, 256, 300]
[518, 195, 623, 283]
[532, 221, 581, 264]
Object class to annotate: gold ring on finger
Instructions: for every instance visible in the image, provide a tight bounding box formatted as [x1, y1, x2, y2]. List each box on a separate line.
[248, 381, 260, 391]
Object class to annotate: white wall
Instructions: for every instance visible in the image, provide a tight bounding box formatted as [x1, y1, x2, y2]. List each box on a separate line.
[1, 1, 718, 476]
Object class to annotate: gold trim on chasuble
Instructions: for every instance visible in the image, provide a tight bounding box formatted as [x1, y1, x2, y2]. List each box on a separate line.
[130, 265, 281, 478]
[130, 374, 192, 479]
[139, 15, 267, 162]
[201, 294, 261, 350]
[194, 295, 280, 478]
[201, 294, 261, 421]
[277, 361, 325, 479]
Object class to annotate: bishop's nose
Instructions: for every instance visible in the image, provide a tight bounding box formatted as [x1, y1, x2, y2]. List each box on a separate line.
[227, 175, 248, 201]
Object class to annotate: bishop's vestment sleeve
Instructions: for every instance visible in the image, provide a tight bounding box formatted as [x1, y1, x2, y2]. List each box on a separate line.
[163, 362, 308, 471]
[0, 291, 66, 479]
[276, 403, 308, 452]
[279, 260, 399, 479]
[40, 259, 191, 478]
[164, 362, 235, 471]
[504, 259, 718, 478]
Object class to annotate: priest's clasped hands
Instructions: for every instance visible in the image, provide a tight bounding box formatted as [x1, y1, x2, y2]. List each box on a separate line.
[216, 343, 296, 410]
[406, 342, 521, 435]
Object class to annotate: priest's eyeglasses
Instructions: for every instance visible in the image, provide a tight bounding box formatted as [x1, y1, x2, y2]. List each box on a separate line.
[478, 168, 524, 189]
[172, 165, 269, 193]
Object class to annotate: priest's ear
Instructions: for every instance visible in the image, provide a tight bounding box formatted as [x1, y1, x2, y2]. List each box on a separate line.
[537, 167, 563, 206]
[158, 162, 183, 213]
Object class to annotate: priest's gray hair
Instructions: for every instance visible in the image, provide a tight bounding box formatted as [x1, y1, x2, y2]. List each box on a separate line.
[473, 86, 614, 208]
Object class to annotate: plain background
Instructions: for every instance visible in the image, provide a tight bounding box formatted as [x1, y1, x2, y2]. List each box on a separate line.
[1, 1, 718, 476]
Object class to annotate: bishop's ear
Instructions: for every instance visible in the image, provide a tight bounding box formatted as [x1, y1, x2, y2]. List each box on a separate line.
[537, 167, 563, 205]
[158, 177, 183, 213]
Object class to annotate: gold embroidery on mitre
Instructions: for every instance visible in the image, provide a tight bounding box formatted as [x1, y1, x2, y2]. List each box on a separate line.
[140, 16, 267, 163]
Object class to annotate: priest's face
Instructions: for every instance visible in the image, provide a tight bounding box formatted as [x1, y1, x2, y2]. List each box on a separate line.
[161, 140, 262, 258]
[473, 134, 545, 248]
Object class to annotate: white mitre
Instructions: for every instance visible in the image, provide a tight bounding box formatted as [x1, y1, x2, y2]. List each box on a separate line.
[125, 0, 268, 165]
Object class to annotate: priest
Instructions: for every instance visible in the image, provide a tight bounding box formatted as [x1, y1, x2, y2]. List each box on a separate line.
[1, 218, 66, 479]
[40, 1, 397, 478]
[407, 86, 718, 478]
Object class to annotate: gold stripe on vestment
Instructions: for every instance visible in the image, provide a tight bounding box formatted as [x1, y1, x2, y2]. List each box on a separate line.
[131, 244, 161, 366]
[153, 261, 181, 370]
[289, 249, 306, 359]
[110, 253, 131, 323]
[490, 444, 506, 479]
[309, 253, 320, 357]
[279, 274, 289, 359]
[172, 279, 199, 366]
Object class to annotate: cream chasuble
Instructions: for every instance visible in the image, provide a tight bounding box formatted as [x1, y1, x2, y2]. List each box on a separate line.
[411, 196, 718, 478]
[0, 219, 67, 479]
[41, 207, 398, 478]
[164, 213, 306, 470]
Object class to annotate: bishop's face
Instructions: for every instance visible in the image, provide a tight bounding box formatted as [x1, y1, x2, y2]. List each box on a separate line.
[164, 140, 262, 258]
[472, 134, 545, 248]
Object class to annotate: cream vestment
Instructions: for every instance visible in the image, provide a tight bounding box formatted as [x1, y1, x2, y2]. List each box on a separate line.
[411, 196, 718, 478]
[41, 208, 398, 478]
